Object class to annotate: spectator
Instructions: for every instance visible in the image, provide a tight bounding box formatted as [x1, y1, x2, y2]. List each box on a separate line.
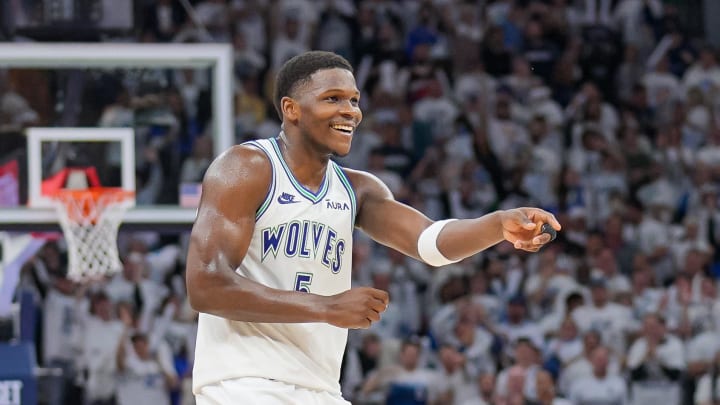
[82, 292, 126, 405]
[534, 369, 573, 405]
[694, 350, 720, 405]
[627, 313, 685, 405]
[341, 333, 382, 401]
[435, 344, 477, 405]
[361, 338, 449, 405]
[116, 332, 178, 405]
[559, 329, 621, 396]
[105, 252, 168, 333]
[569, 346, 628, 405]
[460, 372, 496, 405]
[43, 278, 87, 405]
[571, 277, 635, 354]
[495, 337, 542, 402]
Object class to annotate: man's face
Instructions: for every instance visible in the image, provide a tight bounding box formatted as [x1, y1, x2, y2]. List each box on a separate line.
[591, 285, 608, 306]
[289, 68, 362, 157]
[95, 298, 113, 321]
[439, 346, 462, 370]
[514, 341, 536, 366]
[507, 302, 525, 322]
[536, 372, 555, 401]
[479, 373, 495, 396]
[399, 344, 420, 370]
[133, 337, 150, 359]
[591, 347, 609, 374]
[644, 315, 665, 340]
[362, 336, 381, 358]
[583, 332, 600, 352]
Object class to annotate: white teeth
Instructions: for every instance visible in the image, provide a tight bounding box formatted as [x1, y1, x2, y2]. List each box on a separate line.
[331, 125, 353, 133]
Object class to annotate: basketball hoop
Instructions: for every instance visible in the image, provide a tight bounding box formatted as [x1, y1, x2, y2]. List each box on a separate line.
[51, 188, 134, 281]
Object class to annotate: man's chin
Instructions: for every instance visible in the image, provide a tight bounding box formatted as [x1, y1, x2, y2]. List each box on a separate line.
[331, 144, 352, 158]
[334, 148, 352, 157]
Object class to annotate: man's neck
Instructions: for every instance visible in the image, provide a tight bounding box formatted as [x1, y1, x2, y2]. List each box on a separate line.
[277, 132, 329, 191]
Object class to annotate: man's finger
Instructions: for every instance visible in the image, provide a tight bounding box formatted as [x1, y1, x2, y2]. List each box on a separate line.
[514, 239, 543, 251]
[370, 288, 390, 304]
[521, 214, 537, 230]
[538, 211, 562, 231]
[532, 233, 552, 245]
[525, 208, 562, 230]
[546, 213, 562, 231]
[370, 299, 388, 313]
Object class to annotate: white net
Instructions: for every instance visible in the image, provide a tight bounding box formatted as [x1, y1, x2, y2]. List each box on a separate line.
[51, 189, 134, 281]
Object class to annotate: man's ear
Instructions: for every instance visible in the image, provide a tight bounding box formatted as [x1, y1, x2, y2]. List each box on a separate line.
[281, 96, 299, 122]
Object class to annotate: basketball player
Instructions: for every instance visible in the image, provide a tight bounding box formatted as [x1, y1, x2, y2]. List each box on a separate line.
[186, 51, 561, 404]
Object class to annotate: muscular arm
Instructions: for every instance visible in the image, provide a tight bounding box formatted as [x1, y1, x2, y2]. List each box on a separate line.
[186, 145, 325, 323]
[186, 146, 387, 327]
[348, 170, 559, 264]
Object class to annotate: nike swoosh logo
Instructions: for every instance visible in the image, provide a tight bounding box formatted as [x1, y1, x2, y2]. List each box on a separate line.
[277, 195, 300, 204]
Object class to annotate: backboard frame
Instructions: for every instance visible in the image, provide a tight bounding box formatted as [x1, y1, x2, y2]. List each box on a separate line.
[0, 42, 232, 228]
[0, 42, 233, 159]
[27, 127, 136, 208]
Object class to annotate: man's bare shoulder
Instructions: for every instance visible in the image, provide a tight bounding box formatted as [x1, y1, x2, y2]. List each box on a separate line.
[338, 167, 393, 203]
[201, 144, 272, 208]
[205, 144, 271, 183]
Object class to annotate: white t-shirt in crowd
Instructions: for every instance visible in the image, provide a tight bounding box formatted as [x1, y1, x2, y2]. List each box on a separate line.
[82, 317, 125, 400]
[495, 364, 539, 400]
[633, 287, 665, 319]
[43, 289, 88, 364]
[626, 335, 685, 405]
[116, 349, 176, 405]
[559, 355, 621, 396]
[545, 337, 584, 366]
[380, 367, 448, 404]
[445, 327, 496, 375]
[569, 374, 628, 405]
[682, 64, 720, 95]
[685, 331, 719, 367]
[694, 373, 720, 405]
[643, 71, 681, 107]
[572, 302, 635, 353]
[496, 321, 545, 358]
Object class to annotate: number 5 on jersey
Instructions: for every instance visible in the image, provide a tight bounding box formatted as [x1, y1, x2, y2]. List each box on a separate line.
[294, 272, 313, 293]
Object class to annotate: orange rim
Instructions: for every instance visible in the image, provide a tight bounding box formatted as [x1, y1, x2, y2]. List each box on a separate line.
[51, 187, 134, 223]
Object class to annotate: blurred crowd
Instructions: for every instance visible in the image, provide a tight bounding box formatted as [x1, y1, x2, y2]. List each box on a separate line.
[3, 0, 720, 404]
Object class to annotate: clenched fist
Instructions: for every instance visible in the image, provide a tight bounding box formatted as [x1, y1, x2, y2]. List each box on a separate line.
[322, 287, 389, 329]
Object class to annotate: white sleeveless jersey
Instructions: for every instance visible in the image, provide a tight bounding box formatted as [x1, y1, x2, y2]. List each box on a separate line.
[193, 137, 356, 395]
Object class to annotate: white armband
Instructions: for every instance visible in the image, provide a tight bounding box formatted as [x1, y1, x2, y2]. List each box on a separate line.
[417, 219, 461, 267]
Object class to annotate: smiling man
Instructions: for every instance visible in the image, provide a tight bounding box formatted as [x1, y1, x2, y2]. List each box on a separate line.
[186, 51, 561, 404]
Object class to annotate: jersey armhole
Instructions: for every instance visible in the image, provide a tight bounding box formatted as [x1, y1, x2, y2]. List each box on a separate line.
[243, 140, 276, 220]
[332, 162, 357, 230]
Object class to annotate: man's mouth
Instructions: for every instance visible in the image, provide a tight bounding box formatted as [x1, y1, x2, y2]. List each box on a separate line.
[330, 124, 354, 135]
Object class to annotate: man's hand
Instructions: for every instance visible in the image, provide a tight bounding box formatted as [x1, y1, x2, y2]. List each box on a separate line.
[322, 287, 389, 329]
[499, 208, 561, 252]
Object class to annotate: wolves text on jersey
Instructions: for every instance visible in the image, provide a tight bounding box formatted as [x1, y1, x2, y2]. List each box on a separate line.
[261, 221, 346, 273]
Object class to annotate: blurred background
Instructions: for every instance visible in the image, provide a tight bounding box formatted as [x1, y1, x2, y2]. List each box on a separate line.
[2, 0, 720, 405]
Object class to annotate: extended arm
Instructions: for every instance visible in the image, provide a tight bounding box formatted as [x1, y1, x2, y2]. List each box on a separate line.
[348, 170, 561, 265]
[186, 146, 388, 328]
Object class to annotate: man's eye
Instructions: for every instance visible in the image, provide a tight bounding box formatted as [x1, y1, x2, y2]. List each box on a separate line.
[326, 96, 338, 102]
[350, 98, 359, 105]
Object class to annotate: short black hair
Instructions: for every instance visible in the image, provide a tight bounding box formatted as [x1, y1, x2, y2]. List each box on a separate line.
[273, 51, 354, 118]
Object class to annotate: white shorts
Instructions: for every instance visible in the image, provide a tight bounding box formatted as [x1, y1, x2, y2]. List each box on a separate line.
[195, 378, 351, 405]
